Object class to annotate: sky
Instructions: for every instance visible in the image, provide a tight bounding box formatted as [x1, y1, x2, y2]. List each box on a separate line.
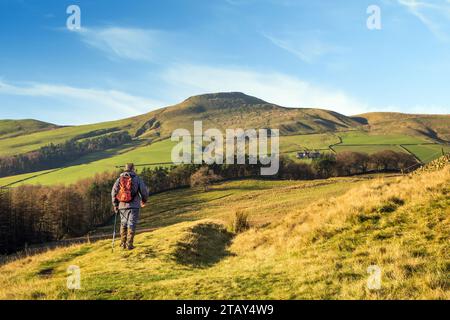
[0, 0, 449, 125]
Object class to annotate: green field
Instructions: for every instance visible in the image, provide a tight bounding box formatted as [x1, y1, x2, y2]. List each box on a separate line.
[0, 170, 56, 187]
[279, 133, 339, 152]
[338, 131, 430, 145]
[0, 139, 177, 186]
[333, 145, 407, 154]
[402, 144, 450, 163]
[1, 163, 448, 299]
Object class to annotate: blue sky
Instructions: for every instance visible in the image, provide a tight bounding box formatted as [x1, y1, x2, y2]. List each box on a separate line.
[0, 0, 449, 125]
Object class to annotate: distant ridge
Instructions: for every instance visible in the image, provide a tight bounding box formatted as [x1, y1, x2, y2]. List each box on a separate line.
[354, 112, 450, 142]
[0, 119, 59, 139]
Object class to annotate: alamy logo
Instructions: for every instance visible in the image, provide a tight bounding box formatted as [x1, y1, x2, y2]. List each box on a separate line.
[367, 5, 382, 30]
[66, 5, 81, 31]
[367, 265, 382, 290]
[171, 121, 279, 175]
[67, 265, 81, 290]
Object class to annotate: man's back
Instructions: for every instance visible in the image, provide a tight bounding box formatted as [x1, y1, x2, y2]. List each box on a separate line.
[111, 164, 149, 250]
[112, 171, 149, 210]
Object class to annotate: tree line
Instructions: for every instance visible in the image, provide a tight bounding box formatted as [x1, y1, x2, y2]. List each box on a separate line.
[0, 131, 132, 177]
[0, 171, 118, 254]
[0, 149, 418, 254]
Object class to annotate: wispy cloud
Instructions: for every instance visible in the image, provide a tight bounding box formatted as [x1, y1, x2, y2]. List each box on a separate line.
[162, 64, 369, 115]
[0, 80, 162, 116]
[262, 32, 345, 63]
[397, 0, 450, 41]
[77, 27, 162, 61]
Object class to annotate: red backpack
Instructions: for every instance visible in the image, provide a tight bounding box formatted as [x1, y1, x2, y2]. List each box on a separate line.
[116, 175, 135, 203]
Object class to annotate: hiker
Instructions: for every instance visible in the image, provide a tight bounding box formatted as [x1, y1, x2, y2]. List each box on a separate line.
[111, 163, 149, 250]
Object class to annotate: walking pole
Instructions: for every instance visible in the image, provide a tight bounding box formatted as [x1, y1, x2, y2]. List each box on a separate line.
[111, 209, 118, 252]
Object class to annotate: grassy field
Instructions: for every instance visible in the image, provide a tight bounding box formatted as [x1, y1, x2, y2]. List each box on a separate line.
[0, 162, 448, 299]
[96, 177, 378, 233]
[0, 139, 177, 186]
[332, 145, 407, 154]
[402, 144, 450, 163]
[279, 133, 339, 152]
[338, 131, 430, 145]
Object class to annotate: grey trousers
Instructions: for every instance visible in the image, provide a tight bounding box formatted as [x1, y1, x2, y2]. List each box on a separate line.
[119, 208, 140, 231]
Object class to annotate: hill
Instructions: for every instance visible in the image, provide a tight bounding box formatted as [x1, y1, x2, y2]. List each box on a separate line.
[0, 119, 59, 140]
[0, 157, 448, 299]
[131, 92, 363, 138]
[0, 92, 364, 157]
[0, 92, 449, 186]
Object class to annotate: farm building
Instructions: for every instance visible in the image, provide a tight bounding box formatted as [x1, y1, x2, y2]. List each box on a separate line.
[296, 150, 321, 159]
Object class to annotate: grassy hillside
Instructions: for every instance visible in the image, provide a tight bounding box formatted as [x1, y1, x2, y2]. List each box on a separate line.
[135, 92, 363, 138]
[0, 119, 135, 157]
[355, 112, 450, 142]
[0, 139, 176, 186]
[0, 119, 59, 140]
[402, 144, 450, 163]
[0, 157, 448, 300]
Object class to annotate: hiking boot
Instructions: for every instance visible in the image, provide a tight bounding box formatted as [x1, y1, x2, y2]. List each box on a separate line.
[126, 229, 135, 250]
[120, 225, 128, 249]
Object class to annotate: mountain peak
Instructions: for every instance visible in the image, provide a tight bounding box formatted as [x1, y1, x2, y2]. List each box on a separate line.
[183, 92, 268, 105]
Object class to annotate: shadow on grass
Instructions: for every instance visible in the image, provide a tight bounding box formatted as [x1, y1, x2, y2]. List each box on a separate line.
[173, 222, 234, 268]
[65, 140, 144, 167]
[35, 246, 92, 277]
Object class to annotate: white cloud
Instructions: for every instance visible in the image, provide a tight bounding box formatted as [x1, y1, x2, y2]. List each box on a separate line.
[162, 64, 369, 115]
[0, 80, 163, 116]
[397, 0, 450, 41]
[77, 27, 162, 61]
[262, 33, 344, 63]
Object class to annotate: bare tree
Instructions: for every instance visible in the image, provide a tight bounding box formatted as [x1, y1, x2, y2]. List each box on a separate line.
[190, 167, 221, 191]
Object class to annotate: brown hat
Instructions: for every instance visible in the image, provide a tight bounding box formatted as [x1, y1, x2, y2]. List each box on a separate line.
[125, 163, 135, 172]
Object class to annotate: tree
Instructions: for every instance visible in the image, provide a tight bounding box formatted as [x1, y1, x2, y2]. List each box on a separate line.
[312, 154, 337, 178]
[396, 152, 419, 172]
[280, 158, 315, 180]
[190, 167, 221, 191]
[336, 151, 370, 175]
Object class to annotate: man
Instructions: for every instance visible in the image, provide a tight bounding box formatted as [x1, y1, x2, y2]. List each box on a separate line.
[111, 163, 149, 250]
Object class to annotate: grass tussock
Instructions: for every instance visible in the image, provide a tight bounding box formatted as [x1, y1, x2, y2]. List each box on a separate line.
[230, 210, 250, 234]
